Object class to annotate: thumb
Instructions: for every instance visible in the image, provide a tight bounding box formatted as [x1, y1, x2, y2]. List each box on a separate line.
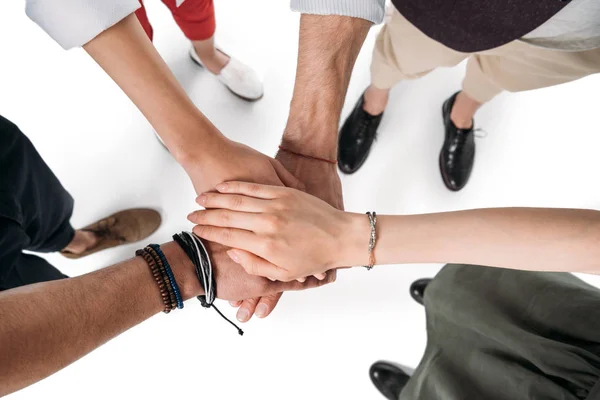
[270, 158, 305, 191]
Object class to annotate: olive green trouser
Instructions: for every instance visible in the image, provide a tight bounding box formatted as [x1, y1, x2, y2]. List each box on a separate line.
[401, 264, 600, 400]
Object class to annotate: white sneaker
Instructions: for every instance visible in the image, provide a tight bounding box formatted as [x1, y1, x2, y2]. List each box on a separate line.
[189, 47, 264, 101]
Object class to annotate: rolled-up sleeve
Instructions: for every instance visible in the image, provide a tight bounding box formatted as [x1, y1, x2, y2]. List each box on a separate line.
[291, 0, 385, 24]
[25, 0, 141, 50]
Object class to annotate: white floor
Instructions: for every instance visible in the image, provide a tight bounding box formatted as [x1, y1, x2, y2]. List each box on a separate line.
[2, 1, 600, 399]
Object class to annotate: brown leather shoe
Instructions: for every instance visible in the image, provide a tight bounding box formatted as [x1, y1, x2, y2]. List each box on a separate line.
[61, 208, 161, 259]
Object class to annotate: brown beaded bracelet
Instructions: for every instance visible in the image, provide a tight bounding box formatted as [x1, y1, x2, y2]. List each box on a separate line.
[137, 249, 175, 314]
[145, 246, 178, 311]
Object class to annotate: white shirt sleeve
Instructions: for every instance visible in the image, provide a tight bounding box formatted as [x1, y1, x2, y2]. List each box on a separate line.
[290, 0, 385, 24]
[25, 0, 141, 50]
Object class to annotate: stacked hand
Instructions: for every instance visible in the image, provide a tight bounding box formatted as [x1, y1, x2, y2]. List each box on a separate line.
[189, 181, 361, 283]
[183, 137, 343, 321]
[205, 240, 336, 302]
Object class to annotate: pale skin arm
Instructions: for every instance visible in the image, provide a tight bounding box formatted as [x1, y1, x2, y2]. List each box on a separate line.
[83, 14, 221, 164]
[188, 182, 600, 279]
[0, 240, 333, 396]
[83, 14, 299, 196]
[361, 208, 600, 274]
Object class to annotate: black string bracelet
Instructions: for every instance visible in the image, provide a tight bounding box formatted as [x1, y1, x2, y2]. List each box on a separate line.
[173, 232, 244, 336]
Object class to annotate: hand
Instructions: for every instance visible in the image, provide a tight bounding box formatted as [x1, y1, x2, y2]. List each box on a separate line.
[206, 241, 335, 301]
[207, 241, 336, 322]
[275, 146, 344, 210]
[228, 147, 344, 320]
[189, 182, 366, 282]
[182, 136, 302, 195]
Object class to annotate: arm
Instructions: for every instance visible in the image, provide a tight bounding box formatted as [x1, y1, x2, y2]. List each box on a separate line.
[0, 241, 333, 396]
[81, 14, 218, 164]
[188, 182, 600, 279]
[282, 13, 372, 158]
[357, 208, 600, 274]
[25, 5, 297, 194]
[275, 10, 373, 209]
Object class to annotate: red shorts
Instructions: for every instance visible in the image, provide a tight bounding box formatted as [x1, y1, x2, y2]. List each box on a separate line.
[135, 0, 216, 41]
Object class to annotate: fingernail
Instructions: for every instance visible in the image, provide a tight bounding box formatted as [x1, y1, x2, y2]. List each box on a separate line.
[255, 304, 268, 318]
[197, 194, 207, 205]
[237, 308, 250, 322]
[216, 183, 229, 192]
[227, 250, 240, 263]
[268, 277, 276, 282]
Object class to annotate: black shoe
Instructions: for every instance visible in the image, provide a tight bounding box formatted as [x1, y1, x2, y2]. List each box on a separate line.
[409, 278, 432, 306]
[338, 94, 384, 174]
[439, 92, 475, 191]
[370, 361, 411, 400]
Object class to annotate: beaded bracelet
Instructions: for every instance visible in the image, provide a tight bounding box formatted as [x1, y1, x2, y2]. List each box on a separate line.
[145, 246, 177, 311]
[148, 244, 183, 309]
[136, 249, 174, 313]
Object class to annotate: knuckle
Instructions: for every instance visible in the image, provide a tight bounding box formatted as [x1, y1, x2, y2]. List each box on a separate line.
[273, 200, 287, 211]
[218, 210, 231, 225]
[264, 215, 282, 231]
[192, 225, 206, 236]
[219, 228, 233, 242]
[248, 183, 261, 194]
[230, 195, 244, 209]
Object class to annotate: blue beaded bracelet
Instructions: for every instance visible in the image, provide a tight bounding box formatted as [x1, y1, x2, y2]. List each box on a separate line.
[149, 244, 184, 309]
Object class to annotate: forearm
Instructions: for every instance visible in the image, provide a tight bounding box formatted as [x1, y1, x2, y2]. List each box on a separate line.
[282, 15, 371, 158]
[344, 208, 600, 273]
[0, 242, 200, 396]
[83, 14, 223, 165]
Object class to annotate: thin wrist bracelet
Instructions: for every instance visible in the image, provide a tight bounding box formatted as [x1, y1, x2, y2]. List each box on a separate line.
[364, 212, 377, 270]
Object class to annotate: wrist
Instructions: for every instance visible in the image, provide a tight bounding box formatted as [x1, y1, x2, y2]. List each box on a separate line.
[339, 212, 371, 267]
[161, 241, 204, 300]
[281, 124, 337, 160]
[158, 114, 227, 168]
[283, 117, 338, 160]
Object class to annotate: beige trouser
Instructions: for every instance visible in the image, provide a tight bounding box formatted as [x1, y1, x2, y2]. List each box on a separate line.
[372, 10, 600, 103]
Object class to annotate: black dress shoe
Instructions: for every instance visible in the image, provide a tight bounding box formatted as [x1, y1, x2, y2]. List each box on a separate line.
[409, 278, 432, 306]
[338, 94, 383, 174]
[370, 361, 411, 400]
[439, 92, 475, 191]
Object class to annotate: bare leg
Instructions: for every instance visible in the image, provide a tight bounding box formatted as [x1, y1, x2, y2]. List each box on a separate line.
[192, 36, 230, 74]
[61, 231, 98, 255]
[363, 85, 390, 115]
[450, 91, 481, 129]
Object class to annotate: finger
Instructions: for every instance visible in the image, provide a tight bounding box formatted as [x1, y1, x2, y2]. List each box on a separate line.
[227, 249, 291, 281]
[215, 181, 287, 199]
[279, 270, 337, 292]
[188, 209, 267, 232]
[230, 300, 243, 307]
[192, 226, 263, 254]
[236, 297, 259, 323]
[255, 292, 283, 319]
[197, 192, 269, 212]
[270, 159, 305, 191]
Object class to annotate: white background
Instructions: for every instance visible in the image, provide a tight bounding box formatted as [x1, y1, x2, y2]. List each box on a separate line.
[1, 1, 600, 399]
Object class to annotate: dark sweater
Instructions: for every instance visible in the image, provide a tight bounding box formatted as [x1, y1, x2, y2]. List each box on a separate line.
[391, 0, 571, 52]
